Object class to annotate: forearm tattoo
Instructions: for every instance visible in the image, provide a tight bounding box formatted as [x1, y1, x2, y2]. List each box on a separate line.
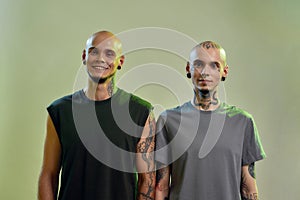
[137, 112, 155, 171]
[241, 163, 258, 200]
[137, 171, 155, 200]
[136, 112, 155, 200]
[137, 192, 154, 200]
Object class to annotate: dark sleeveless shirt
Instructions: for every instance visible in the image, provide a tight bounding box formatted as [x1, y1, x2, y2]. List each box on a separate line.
[47, 88, 152, 200]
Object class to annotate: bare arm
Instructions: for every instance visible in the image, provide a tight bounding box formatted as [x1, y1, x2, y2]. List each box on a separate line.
[241, 163, 259, 200]
[38, 115, 61, 200]
[155, 165, 170, 200]
[136, 112, 156, 200]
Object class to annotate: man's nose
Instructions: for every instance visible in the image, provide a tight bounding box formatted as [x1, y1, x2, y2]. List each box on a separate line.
[200, 64, 208, 75]
[96, 52, 106, 62]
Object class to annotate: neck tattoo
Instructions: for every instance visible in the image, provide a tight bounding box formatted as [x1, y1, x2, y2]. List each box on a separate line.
[107, 78, 115, 97]
[193, 90, 219, 110]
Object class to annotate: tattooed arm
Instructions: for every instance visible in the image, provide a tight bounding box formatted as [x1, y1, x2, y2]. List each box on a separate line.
[136, 112, 156, 200]
[241, 163, 259, 200]
[155, 165, 170, 200]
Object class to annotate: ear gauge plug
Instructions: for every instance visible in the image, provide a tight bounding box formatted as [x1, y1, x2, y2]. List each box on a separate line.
[221, 77, 226, 81]
[186, 73, 191, 78]
[83, 60, 86, 65]
[117, 66, 121, 70]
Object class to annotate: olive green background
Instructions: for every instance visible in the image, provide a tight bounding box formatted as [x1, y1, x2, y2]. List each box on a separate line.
[1, 0, 299, 199]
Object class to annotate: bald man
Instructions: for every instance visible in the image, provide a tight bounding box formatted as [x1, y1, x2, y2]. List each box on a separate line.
[38, 31, 155, 200]
[155, 41, 265, 200]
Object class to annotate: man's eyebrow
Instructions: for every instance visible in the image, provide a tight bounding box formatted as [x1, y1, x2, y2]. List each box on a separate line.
[88, 46, 96, 52]
[211, 61, 221, 65]
[193, 59, 204, 63]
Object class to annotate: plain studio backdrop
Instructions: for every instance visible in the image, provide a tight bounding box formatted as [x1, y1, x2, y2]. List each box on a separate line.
[0, 0, 299, 199]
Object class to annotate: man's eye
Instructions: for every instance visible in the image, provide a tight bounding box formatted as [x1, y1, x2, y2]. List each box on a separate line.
[193, 61, 204, 67]
[89, 48, 98, 55]
[106, 51, 115, 57]
[211, 62, 220, 70]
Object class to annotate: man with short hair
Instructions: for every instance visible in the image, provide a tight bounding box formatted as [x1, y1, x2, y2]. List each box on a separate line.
[38, 31, 155, 200]
[155, 41, 265, 200]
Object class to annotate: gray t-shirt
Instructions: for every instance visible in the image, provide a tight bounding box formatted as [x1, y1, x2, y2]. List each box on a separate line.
[155, 102, 266, 200]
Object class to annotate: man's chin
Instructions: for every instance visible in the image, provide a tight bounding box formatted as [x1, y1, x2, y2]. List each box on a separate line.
[90, 76, 107, 84]
[88, 72, 115, 84]
[199, 89, 210, 95]
[195, 87, 213, 96]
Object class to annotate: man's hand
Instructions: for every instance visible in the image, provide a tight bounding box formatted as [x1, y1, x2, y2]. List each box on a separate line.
[155, 165, 170, 200]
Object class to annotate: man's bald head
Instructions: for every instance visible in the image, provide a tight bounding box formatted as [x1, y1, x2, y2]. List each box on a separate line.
[85, 31, 123, 55]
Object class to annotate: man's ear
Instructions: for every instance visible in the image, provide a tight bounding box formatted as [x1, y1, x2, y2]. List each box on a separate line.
[82, 49, 86, 64]
[119, 55, 125, 66]
[186, 61, 192, 78]
[223, 65, 229, 78]
[186, 61, 190, 73]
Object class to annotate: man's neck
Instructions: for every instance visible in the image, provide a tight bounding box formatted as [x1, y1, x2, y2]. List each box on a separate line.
[84, 78, 117, 101]
[192, 89, 220, 111]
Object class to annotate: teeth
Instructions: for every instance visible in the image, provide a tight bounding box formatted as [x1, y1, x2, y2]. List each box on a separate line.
[94, 66, 108, 69]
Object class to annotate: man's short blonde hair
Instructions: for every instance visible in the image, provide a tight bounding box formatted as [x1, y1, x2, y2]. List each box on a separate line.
[192, 41, 227, 65]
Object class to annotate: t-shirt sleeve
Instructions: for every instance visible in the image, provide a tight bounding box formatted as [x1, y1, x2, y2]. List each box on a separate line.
[155, 113, 170, 165]
[242, 117, 266, 166]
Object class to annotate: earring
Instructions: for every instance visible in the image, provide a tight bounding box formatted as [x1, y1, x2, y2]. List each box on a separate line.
[186, 72, 191, 78]
[221, 77, 226, 81]
[83, 60, 86, 65]
[117, 66, 121, 70]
